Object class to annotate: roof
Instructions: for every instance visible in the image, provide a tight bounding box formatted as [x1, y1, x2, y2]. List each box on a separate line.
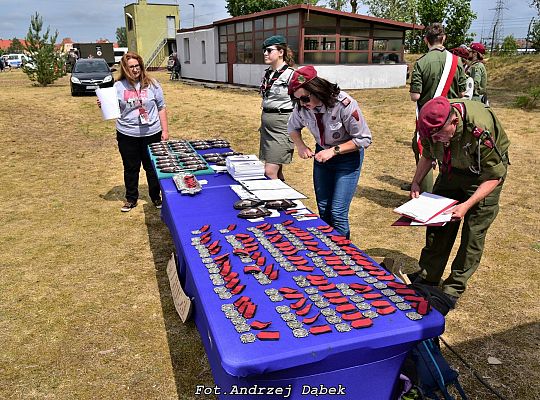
[213, 4, 422, 30]
[0, 39, 28, 50]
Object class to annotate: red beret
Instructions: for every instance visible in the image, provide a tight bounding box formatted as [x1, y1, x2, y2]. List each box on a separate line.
[417, 96, 452, 139]
[450, 47, 469, 59]
[288, 66, 318, 95]
[470, 42, 486, 55]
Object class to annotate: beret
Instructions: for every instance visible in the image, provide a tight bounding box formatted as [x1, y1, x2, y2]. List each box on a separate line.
[288, 65, 317, 95]
[262, 35, 286, 49]
[450, 47, 469, 59]
[417, 96, 452, 139]
[470, 42, 486, 54]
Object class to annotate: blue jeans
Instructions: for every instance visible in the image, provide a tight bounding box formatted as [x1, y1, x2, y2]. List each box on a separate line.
[313, 146, 364, 238]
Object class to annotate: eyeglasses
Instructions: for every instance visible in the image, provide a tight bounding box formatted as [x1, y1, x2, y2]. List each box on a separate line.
[128, 64, 141, 70]
[292, 94, 311, 104]
[263, 47, 278, 54]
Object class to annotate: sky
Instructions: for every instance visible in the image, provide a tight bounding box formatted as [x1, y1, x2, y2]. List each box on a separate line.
[0, 0, 537, 43]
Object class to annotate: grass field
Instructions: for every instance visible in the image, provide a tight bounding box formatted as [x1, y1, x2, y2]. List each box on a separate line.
[0, 56, 539, 400]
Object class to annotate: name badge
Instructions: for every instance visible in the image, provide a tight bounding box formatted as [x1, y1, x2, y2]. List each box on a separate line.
[139, 107, 149, 125]
[329, 122, 342, 130]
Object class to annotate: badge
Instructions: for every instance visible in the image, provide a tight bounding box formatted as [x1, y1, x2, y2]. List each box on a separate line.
[138, 107, 149, 125]
[329, 122, 342, 131]
[240, 333, 256, 343]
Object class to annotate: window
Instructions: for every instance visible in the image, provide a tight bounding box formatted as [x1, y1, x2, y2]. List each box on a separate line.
[127, 16, 134, 31]
[201, 40, 206, 64]
[183, 38, 190, 63]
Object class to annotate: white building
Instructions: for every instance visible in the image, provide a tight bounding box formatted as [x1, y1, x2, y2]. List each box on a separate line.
[176, 4, 422, 89]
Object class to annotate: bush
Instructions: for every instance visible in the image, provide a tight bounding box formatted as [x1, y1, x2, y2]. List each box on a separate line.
[515, 86, 540, 109]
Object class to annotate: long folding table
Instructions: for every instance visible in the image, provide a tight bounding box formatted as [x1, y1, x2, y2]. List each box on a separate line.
[159, 174, 445, 400]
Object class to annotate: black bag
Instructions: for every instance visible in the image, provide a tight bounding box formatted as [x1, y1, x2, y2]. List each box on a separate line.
[400, 338, 468, 400]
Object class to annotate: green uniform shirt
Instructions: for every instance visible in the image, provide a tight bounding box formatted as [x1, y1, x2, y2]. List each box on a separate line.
[469, 61, 487, 97]
[410, 48, 468, 108]
[421, 99, 510, 182]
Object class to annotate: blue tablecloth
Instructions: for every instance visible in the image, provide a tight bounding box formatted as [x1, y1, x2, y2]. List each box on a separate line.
[159, 183, 446, 399]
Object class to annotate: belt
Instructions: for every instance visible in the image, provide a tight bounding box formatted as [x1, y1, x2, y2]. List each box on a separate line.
[263, 108, 293, 114]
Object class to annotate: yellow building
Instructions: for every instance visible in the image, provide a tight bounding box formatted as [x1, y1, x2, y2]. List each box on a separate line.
[124, 0, 179, 68]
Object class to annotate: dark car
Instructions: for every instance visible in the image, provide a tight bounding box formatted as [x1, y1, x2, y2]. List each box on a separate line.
[70, 58, 114, 96]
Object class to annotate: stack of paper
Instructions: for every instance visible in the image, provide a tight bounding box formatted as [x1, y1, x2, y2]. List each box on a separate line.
[226, 155, 265, 181]
[239, 179, 307, 200]
[393, 193, 458, 227]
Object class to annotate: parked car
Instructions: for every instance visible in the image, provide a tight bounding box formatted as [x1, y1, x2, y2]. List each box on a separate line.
[6, 53, 28, 68]
[114, 47, 128, 64]
[70, 58, 114, 96]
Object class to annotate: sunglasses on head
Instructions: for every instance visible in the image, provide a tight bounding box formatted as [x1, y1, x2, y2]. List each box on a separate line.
[292, 94, 311, 104]
[263, 47, 278, 54]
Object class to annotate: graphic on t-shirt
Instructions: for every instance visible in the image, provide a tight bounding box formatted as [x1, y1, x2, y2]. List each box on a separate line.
[123, 89, 148, 108]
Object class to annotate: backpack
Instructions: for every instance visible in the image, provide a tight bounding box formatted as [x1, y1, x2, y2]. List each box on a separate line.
[399, 338, 468, 400]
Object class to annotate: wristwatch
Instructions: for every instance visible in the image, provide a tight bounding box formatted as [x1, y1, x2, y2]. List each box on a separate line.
[333, 145, 341, 155]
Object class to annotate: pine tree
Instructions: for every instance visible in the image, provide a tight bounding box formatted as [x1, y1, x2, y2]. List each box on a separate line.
[23, 12, 66, 86]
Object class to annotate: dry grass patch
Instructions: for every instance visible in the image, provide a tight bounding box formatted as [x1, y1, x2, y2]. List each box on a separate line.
[0, 67, 539, 399]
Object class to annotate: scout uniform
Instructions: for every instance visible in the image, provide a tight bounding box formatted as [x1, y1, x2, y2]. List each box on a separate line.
[469, 61, 487, 101]
[259, 62, 295, 164]
[410, 48, 468, 193]
[416, 98, 510, 299]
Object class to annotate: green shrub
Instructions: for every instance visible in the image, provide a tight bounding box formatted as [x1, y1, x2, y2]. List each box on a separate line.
[515, 86, 540, 109]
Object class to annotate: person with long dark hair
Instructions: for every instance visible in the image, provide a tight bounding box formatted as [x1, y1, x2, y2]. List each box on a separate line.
[287, 66, 372, 238]
[100, 51, 169, 212]
[259, 35, 296, 180]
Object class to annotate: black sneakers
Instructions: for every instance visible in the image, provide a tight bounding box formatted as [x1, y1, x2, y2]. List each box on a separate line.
[152, 198, 162, 209]
[121, 201, 137, 212]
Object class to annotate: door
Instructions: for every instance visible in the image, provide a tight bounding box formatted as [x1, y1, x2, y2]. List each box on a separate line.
[167, 16, 176, 38]
[227, 42, 236, 84]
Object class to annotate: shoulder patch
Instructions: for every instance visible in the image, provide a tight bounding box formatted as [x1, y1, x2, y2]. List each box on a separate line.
[340, 97, 351, 107]
[351, 109, 360, 121]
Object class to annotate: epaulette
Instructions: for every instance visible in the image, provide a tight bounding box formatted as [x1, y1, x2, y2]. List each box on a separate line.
[339, 96, 352, 107]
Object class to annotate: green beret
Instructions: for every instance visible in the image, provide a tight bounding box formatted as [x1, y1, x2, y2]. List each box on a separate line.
[262, 35, 287, 49]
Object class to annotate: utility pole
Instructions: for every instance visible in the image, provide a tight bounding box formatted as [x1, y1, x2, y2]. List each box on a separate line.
[489, 0, 507, 54]
[188, 3, 195, 28]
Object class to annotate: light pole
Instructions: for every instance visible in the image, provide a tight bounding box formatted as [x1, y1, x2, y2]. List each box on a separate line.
[188, 3, 195, 28]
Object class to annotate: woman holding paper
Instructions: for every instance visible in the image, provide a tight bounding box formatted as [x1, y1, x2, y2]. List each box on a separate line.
[287, 66, 372, 238]
[99, 52, 169, 212]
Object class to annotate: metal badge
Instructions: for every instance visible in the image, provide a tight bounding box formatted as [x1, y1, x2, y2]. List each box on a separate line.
[321, 308, 336, 316]
[397, 302, 412, 311]
[235, 323, 251, 333]
[364, 277, 378, 284]
[269, 294, 284, 302]
[207, 267, 220, 274]
[350, 295, 364, 303]
[373, 282, 388, 289]
[215, 287, 227, 294]
[389, 295, 405, 303]
[382, 289, 396, 297]
[356, 302, 371, 311]
[240, 333, 256, 344]
[356, 271, 370, 278]
[293, 328, 309, 338]
[287, 320, 303, 330]
[211, 277, 225, 286]
[326, 315, 342, 324]
[336, 283, 349, 290]
[335, 323, 351, 333]
[341, 289, 355, 296]
[362, 310, 379, 319]
[191, 230, 201, 235]
[231, 316, 247, 326]
[219, 291, 232, 300]
[325, 271, 339, 278]
[406, 311, 423, 320]
[219, 229, 229, 234]
[276, 305, 290, 314]
[282, 265, 297, 272]
[293, 275, 305, 282]
[265, 288, 279, 296]
[201, 257, 213, 264]
[309, 294, 323, 302]
[221, 303, 235, 311]
[315, 300, 330, 309]
[334, 250, 346, 256]
[225, 309, 240, 319]
[281, 313, 296, 322]
[305, 287, 319, 295]
[306, 252, 317, 258]
[350, 265, 362, 271]
[297, 281, 310, 288]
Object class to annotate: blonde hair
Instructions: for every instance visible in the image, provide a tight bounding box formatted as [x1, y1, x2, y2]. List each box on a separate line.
[117, 51, 155, 88]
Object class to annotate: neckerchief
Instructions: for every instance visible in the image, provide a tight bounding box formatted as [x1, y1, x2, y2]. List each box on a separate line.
[260, 64, 289, 97]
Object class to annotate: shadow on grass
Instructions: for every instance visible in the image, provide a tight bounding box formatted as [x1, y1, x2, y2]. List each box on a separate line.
[363, 247, 419, 274]
[100, 184, 153, 203]
[355, 186, 410, 208]
[441, 321, 540, 399]
[376, 174, 411, 190]
[143, 204, 215, 400]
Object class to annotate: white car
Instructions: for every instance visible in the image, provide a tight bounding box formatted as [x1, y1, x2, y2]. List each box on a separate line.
[6, 53, 28, 68]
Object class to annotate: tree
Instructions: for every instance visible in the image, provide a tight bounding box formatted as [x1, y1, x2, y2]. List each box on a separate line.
[327, 0, 347, 11]
[443, 0, 476, 49]
[362, 0, 416, 22]
[116, 27, 127, 47]
[226, 0, 317, 17]
[23, 13, 65, 86]
[500, 35, 518, 55]
[7, 38, 25, 53]
[531, 0, 540, 15]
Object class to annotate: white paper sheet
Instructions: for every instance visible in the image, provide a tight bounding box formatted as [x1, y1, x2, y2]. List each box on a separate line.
[96, 87, 120, 120]
[250, 188, 307, 201]
[394, 192, 457, 223]
[240, 179, 291, 191]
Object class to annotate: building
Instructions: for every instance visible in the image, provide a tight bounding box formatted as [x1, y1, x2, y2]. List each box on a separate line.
[176, 4, 421, 89]
[124, 0, 180, 69]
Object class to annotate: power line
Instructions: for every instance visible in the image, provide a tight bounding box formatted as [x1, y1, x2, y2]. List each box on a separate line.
[489, 0, 508, 52]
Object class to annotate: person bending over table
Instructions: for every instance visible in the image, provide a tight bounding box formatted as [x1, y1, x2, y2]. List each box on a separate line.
[258, 35, 296, 180]
[99, 51, 169, 212]
[287, 66, 372, 239]
[410, 96, 510, 306]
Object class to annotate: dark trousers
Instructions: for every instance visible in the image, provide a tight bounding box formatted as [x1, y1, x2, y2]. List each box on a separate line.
[116, 131, 162, 203]
[418, 171, 504, 298]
